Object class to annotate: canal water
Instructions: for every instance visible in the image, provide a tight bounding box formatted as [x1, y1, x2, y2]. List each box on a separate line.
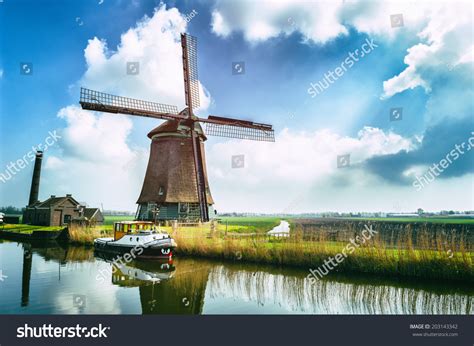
[0, 240, 472, 314]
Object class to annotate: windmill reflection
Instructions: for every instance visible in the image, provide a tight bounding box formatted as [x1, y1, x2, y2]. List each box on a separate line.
[95, 253, 212, 314]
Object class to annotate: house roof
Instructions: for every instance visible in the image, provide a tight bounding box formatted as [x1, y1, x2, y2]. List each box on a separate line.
[84, 208, 101, 219]
[36, 195, 81, 208]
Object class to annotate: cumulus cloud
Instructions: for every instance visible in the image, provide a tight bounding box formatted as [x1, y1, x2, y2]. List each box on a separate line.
[211, 1, 473, 99]
[45, 105, 148, 210]
[206, 125, 473, 213]
[211, 1, 348, 44]
[209, 126, 413, 184]
[381, 3, 473, 98]
[80, 4, 210, 111]
[364, 117, 474, 184]
[210, 0, 430, 43]
[206, 126, 414, 212]
[57, 106, 135, 163]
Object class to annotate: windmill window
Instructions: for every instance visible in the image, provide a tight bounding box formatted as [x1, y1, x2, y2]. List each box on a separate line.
[179, 203, 189, 213]
[158, 187, 164, 196]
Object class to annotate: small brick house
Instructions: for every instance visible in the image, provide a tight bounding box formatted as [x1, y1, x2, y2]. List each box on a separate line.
[23, 194, 103, 227]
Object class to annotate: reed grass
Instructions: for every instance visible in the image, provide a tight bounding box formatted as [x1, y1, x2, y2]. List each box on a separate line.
[171, 223, 473, 283]
[67, 221, 473, 282]
[67, 223, 111, 245]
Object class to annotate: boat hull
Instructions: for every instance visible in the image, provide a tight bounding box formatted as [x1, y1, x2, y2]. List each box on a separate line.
[94, 238, 177, 259]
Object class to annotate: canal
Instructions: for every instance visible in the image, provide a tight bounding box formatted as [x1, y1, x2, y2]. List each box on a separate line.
[0, 240, 472, 314]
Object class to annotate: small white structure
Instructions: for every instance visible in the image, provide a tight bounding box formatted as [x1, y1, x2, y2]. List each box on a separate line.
[0, 212, 4, 224]
[268, 220, 290, 237]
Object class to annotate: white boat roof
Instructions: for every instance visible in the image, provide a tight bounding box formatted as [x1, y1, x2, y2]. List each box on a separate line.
[115, 221, 154, 224]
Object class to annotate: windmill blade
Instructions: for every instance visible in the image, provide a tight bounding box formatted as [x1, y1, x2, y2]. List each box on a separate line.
[181, 33, 200, 113]
[200, 115, 275, 142]
[79, 88, 183, 121]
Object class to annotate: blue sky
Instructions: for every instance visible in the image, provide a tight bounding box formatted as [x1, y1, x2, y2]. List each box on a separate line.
[0, 0, 472, 213]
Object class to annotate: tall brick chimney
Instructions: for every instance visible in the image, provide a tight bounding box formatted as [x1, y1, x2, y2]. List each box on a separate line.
[28, 151, 43, 206]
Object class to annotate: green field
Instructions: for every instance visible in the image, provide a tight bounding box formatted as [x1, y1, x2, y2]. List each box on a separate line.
[334, 217, 474, 224]
[0, 224, 64, 234]
[103, 215, 135, 225]
[101, 215, 281, 233]
[217, 216, 281, 233]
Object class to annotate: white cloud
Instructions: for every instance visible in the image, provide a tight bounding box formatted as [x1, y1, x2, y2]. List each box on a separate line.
[381, 65, 431, 99]
[57, 105, 135, 163]
[211, 1, 348, 44]
[381, 3, 473, 98]
[209, 126, 413, 184]
[80, 4, 210, 111]
[211, 0, 473, 99]
[0, 69, 3, 79]
[206, 126, 415, 212]
[45, 105, 148, 210]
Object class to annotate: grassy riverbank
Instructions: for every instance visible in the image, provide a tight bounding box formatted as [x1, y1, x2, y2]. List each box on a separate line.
[172, 226, 473, 283]
[1, 224, 63, 234]
[67, 216, 281, 244]
[325, 217, 474, 224]
[66, 217, 473, 282]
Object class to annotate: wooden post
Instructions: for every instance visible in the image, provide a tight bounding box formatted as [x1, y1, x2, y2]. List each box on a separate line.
[172, 220, 178, 234]
[210, 219, 216, 238]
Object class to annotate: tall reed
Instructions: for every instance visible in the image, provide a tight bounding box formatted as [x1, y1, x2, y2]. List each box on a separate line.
[172, 223, 473, 282]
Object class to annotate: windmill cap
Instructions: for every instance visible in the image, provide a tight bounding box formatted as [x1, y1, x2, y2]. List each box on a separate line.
[148, 119, 206, 139]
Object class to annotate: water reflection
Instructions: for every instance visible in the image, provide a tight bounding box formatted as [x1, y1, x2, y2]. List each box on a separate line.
[0, 240, 472, 314]
[206, 265, 473, 314]
[21, 245, 32, 307]
[94, 253, 210, 314]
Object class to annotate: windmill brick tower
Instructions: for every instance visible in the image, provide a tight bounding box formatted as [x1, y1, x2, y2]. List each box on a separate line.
[136, 119, 214, 220]
[79, 33, 274, 222]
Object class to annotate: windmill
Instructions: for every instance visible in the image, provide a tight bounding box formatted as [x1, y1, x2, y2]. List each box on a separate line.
[79, 33, 274, 222]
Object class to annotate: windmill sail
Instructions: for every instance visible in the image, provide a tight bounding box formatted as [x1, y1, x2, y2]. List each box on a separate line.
[80, 88, 181, 121]
[181, 33, 208, 220]
[201, 115, 275, 142]
[181, 34, 200, 112]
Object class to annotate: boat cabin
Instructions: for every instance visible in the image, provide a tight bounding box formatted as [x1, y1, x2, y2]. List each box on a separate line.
[113, 221, 157, 241]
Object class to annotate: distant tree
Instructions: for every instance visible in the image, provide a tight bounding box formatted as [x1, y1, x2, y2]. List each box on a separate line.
[448, 210, 455, 215]
[0, 206, 24, 214]
[417, 208, 424, 215]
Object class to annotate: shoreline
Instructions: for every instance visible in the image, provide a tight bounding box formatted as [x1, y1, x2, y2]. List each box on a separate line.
[2, 220, 473, 284]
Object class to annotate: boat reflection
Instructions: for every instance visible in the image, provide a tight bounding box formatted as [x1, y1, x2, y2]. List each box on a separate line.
[94, 252, 211, 314]
[94, 251, 176, 285]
